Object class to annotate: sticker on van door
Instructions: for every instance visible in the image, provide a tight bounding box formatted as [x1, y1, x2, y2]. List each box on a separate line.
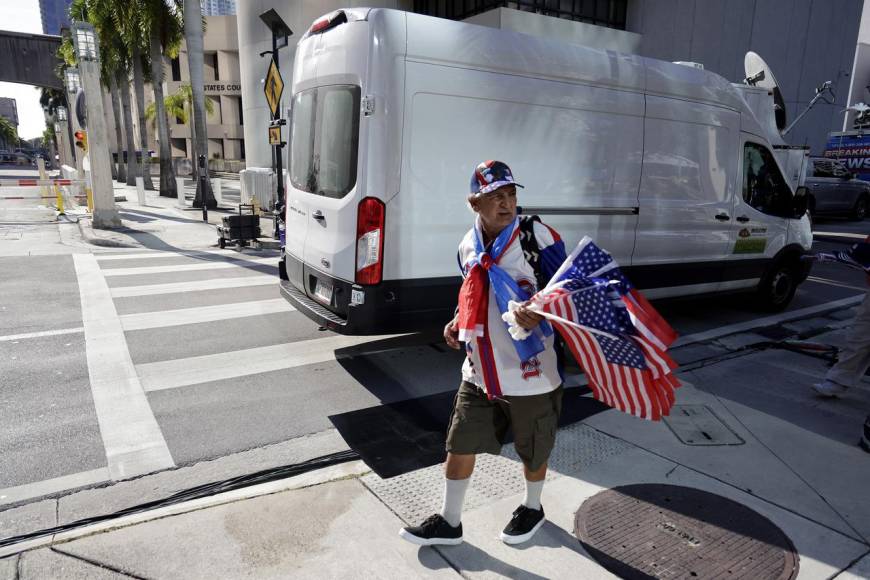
[733, 228, 767, 254]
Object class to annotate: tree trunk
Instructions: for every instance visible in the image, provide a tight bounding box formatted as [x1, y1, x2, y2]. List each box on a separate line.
[184, 0, 214, 209]
[149, 27, 176, 198]
[116, 69, 139, 186]
[109, 77, 125, 183]
[132, 44, 155, 191]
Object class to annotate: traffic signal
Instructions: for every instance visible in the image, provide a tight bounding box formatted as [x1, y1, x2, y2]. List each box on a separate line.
[74, 130, 88, 152]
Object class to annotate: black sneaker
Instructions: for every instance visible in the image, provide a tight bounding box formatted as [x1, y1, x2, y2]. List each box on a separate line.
[500, 504, 545, 545]
[399, 514, 463, 546]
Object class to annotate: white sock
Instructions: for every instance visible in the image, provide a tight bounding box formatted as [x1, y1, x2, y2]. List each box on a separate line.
[523, 479, 544, 511]
[439, 477, 470, 527]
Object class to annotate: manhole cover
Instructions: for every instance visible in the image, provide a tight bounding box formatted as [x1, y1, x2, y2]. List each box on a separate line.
[575, 484, 798, 580]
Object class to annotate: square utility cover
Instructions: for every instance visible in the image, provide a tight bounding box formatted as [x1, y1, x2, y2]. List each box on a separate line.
[663, 404, 745, 446]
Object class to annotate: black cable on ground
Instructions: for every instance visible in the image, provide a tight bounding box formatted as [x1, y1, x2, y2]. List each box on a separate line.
[0, 449, 360, 551]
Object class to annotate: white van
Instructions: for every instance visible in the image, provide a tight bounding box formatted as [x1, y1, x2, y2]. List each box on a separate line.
[279, 8, 812, 334]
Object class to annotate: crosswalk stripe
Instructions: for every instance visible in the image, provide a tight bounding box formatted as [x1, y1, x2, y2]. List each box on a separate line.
[120, 299, 295, 331]
[73, 254, 175, 479]
[0, 326, 84, 342]
[96, 249, 240, 261]
[96, 249, 276, 262]
[110, 276, 276, 298]
[0, 468, 111, 507]
[102, 257, 276, 277]
[137, 334, 403, 392]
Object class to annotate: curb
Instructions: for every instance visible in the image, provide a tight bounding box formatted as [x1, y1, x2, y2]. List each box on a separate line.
[76, 218, 141, 249]
[0, 460, 369, 559]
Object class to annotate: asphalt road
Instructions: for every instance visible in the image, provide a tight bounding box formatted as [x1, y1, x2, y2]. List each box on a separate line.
[0, 194, 867, 523]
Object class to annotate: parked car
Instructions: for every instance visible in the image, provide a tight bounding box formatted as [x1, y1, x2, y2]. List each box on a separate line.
[804, 157, 869, 220]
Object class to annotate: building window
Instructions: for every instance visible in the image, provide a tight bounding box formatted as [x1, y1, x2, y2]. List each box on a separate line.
[212, 53, 219, 81]
[412, 0, 628, 30]
[237, 97, 243, 126]
[240, 139, 245, 160]
[170, 57, 181, 82]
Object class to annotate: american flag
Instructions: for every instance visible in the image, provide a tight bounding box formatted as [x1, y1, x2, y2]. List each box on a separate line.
[532, 237, 680, 420]
[813, 241, 870, 274]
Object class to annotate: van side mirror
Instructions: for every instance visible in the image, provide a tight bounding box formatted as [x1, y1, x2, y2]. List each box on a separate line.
[793, 186, 809, 218]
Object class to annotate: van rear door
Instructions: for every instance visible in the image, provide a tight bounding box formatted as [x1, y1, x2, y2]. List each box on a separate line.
[286, 84, 362, 310]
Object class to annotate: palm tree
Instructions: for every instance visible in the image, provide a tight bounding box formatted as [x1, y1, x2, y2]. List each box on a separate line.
[145, 84, 212, 176]
[142, 0, 183, 198]
[108, 74, 125, 181]
[183, 0, 214, 208]
[118, 1, 155, 191]
[0, 116, 17, 150]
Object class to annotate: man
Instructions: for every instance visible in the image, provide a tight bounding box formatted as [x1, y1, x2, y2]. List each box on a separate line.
[811, 236, 870, 453]
[399, 160, 567, 546]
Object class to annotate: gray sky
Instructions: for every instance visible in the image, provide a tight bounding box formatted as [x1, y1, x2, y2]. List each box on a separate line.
[0, 0, 50, 140]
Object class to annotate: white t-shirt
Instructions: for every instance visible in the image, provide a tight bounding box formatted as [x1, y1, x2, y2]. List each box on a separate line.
[458, 220, 562, 397]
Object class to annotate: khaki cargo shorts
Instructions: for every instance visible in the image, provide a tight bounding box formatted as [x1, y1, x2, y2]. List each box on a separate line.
[446, 381, 563, 472]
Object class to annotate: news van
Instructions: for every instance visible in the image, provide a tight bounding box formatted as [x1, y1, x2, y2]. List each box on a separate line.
[279, 8, 812, 334]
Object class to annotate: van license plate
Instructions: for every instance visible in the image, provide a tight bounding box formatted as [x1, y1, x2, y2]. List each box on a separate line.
[314, 279, 333, 304]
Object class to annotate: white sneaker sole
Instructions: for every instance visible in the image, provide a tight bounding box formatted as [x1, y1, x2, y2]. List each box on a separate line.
[500, 517, 545, 545]
[398, 528, 463, 546]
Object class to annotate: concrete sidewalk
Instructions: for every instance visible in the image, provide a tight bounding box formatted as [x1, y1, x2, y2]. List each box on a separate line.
[2, 183, 869, 578]
[2, 311, 869, 578]
[68, 181, 279, 251]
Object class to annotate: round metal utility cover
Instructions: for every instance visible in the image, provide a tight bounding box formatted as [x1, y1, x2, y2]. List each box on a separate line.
[574, 484, 798, 580]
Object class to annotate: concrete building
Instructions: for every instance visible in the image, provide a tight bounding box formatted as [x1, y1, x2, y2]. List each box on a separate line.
[0, 97, 19, 150]
[39, 0, 72, 36]
[203, 0, 237, 16]
[140, 15, 244, 165]
[238, 0, 863, 173]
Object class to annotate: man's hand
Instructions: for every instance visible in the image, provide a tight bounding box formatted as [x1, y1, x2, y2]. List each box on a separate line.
[514, 302, 544, 330]
[444, 317, 461, 350]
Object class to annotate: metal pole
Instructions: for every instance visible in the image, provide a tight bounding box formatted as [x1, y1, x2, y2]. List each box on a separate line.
[199, 154, 208, 222]
[272, 32, 285, 240]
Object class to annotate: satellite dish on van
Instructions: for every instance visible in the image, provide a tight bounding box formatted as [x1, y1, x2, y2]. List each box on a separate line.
[744, 51, 787, 132]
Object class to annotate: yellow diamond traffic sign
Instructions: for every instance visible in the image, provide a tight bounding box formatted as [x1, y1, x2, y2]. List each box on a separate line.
[263, 58, 284, 118]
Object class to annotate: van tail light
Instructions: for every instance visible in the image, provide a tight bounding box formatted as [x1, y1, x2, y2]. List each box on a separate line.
[309, 11, 347, 35]
[355, 197, 385, 285]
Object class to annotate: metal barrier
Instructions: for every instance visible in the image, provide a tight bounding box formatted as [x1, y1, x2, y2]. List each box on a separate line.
[0, 179, 92, 221]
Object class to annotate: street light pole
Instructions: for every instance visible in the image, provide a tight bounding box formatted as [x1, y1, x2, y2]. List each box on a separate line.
[259, 9, 292, 240]
[72, 22, 119, 228]
[64, 69, 83, 177]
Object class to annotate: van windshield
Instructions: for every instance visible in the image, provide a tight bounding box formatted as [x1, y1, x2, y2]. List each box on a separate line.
[290, 85, 360, 199]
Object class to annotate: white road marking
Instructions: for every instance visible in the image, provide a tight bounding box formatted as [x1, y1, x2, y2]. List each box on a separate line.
[814, 231, 867, 240]
[96, 249, 240, 261]
[73, 254, 175, 480]
[674, 294, 867, 347]
[0, 326, 84, 342]
[101, 257, 276, 277]
[110, 276, 276, 298]
[137, 334, 403, 392]
[0, 468, 110, 508]
[120, 299, 295, 331]
[806, 276, 869, 292]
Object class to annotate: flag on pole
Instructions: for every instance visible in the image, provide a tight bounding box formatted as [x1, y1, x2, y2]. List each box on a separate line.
[508, 237, 680, 420]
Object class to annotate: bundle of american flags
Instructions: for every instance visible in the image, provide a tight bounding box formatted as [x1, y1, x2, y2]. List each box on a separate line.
[505, 237, 681, 420]
[811, 241, 870, 274]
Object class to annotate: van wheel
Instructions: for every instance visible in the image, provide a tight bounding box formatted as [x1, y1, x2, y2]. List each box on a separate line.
[279, 255, 288, 280]
[851, 195, 868, 221]
[755, 259, 798, 312]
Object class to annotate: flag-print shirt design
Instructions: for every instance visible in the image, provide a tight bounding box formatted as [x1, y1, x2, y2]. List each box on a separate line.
[458, 220, 565, 396]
